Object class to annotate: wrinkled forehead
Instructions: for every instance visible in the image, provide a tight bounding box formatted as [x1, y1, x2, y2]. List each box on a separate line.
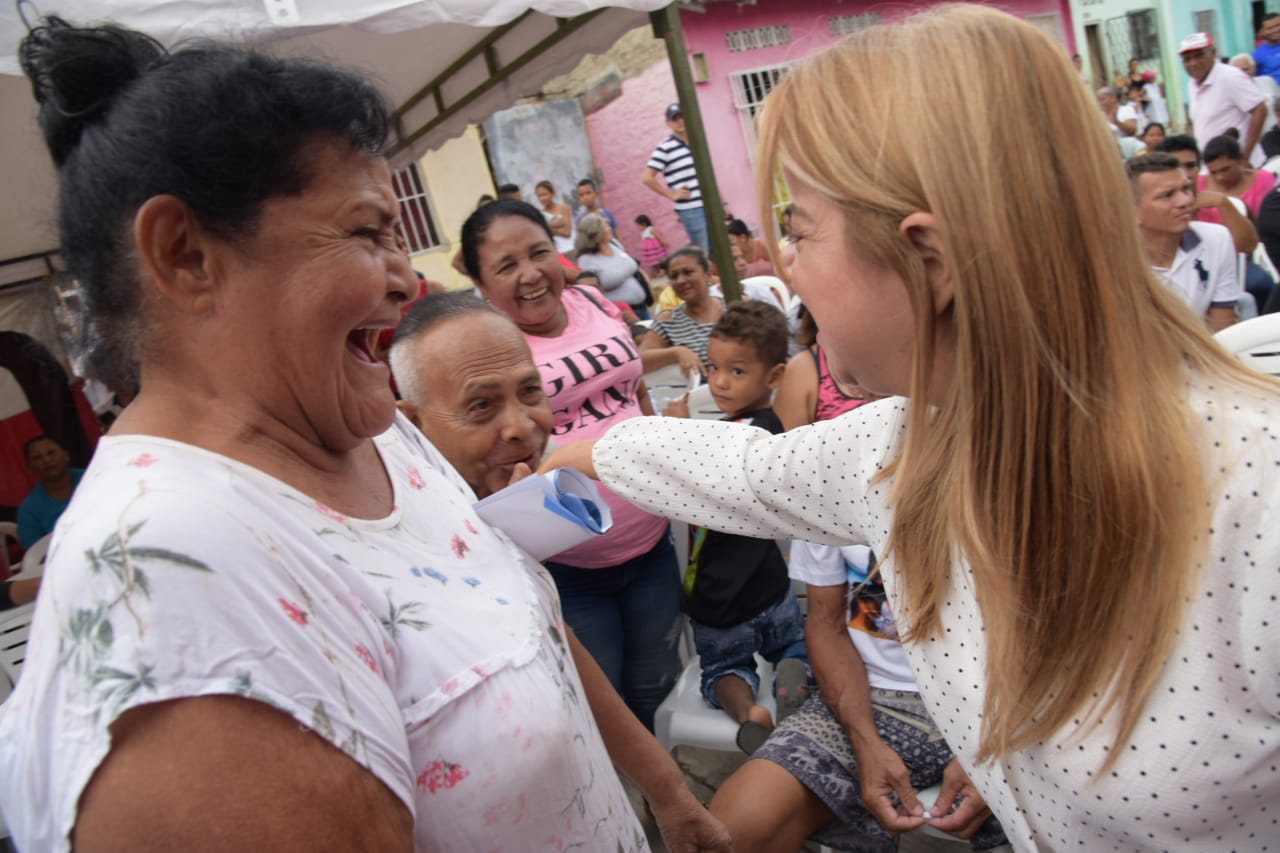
[426, 313, 534, 380]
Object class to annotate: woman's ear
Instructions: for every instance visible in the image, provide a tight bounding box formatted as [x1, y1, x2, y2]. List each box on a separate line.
[898, 212, 953, 317]
[133, 195, 217, 314]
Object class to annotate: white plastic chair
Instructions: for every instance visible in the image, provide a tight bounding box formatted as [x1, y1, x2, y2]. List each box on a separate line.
[653, 654, 777, 753]
[655, 518, 779, 753]
[739, 275, 792, 313]
[0, 522, 15, 580]
[644, 362, 697, 414]
[17, 534, 50, 578]
[686, 384, 723, 420]
[1215, 312, 1280, 376]
[0, 602, 36, 692]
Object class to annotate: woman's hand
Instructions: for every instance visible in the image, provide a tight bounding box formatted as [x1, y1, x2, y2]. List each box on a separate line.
[674, 346, 705, 378]
[538, 440, 599, 479]
[925, 759, 993, 839]
[649, 790, 733, 853]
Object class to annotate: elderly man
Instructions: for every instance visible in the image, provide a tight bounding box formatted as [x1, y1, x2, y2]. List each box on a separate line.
[1128, 153, 1241, 331]
[1096, 86, 1125, 137]
[1229, 53, 1280, 142]
[390, 293, 552, 499]
[1181, 32, 1267, 166]
[388, 291, 732, 850]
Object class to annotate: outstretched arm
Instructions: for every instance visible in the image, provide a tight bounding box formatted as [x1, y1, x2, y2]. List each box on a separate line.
[590, 403, 903, 544]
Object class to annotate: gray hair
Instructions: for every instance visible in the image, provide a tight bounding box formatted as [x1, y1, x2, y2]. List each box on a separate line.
[389, 290, 494, 404]
[573, 213, 609, 257]
[1095, 86, 1117, 100]
[1229, 53, 1256, 73]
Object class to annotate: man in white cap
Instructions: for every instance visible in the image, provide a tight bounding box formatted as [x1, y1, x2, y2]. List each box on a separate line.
[1182, 32, 1267, 166]
[643, 102, 710, 252]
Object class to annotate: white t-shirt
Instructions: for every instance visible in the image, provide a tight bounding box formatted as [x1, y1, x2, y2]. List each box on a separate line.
[594, 383, 1279, 851]
[0, 417, 646, 852]
[1116, 101, 1148, 135]
[1150, 221, 1241, 319]
[787, 540, 916, 691]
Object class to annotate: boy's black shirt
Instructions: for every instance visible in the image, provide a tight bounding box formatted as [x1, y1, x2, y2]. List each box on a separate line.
[684, 407, 791, 628]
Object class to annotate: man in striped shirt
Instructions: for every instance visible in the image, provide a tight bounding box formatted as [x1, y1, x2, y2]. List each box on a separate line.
[643, 103, 710, 251]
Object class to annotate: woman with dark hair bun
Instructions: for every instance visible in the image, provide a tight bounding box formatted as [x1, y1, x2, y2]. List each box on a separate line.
[2, 17, 728, 853]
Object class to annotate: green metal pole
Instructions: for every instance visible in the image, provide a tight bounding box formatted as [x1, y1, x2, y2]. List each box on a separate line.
[651, 3, 740, 302]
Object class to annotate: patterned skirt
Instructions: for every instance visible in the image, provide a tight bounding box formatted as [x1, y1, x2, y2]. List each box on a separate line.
[752, 687, 1008, 852]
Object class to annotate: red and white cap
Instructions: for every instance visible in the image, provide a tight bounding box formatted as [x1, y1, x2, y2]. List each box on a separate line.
[1178, 32, 1214, 54]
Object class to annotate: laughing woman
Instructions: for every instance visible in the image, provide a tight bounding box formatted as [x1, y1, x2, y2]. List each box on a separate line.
[1, 17, 728, 853]
[460, 200, 681, 733]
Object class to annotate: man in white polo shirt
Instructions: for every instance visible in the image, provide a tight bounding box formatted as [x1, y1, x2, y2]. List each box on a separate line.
[1182, 32, 1267, 167]
[1128, 152, 1240, 331]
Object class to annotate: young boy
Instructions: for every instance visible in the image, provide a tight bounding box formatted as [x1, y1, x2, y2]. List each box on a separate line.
[665, 300, 810, 753]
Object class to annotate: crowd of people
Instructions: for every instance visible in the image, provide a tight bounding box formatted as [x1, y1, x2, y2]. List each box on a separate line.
[0, 6, 1277, 853]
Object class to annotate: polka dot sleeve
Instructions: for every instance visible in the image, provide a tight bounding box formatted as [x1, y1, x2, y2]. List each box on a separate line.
[592, 398, 908, 545]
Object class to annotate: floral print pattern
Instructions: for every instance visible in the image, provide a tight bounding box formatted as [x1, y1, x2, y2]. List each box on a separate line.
[0, 419, 645, 852]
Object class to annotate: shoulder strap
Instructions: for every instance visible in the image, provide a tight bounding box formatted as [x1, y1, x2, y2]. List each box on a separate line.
[571, 285, 612, 316]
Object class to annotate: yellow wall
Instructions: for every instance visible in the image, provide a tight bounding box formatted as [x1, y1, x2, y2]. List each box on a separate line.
[410, 125, 492, 291]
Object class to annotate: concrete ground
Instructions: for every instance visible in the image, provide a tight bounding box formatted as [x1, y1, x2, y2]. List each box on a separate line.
[628, 745, 980, 853]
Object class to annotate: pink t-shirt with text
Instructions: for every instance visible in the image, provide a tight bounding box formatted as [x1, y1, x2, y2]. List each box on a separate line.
[526, 288, 667, 568]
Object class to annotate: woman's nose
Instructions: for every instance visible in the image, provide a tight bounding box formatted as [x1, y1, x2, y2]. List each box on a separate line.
[386, 245, 416, 305]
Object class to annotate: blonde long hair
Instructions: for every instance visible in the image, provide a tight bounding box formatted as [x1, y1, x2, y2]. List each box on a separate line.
[757, 4, 1275, 767]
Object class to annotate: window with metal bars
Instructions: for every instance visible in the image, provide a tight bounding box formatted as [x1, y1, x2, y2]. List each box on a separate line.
[1191, 10, 1219, 50]
[390, 164, 443, 254]
[725, 25, 791, 53]
[729, 64, 793, 234]
[829, 12, 881, 36]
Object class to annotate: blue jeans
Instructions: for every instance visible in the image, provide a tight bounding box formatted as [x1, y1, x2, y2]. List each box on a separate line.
[691, 587, 809, 708]
[1244, 258, 1276, 317]
[676, 205, 710, 252]
[545, 528, 681, 731]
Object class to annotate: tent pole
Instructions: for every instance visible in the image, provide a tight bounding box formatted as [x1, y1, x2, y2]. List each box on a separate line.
[650, 4, 739, 302]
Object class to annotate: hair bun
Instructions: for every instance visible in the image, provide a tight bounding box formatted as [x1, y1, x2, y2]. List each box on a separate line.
[19, 15, 166, 166]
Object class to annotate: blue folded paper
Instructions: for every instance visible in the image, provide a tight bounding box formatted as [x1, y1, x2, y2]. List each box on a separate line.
[542, 469, 605, 532]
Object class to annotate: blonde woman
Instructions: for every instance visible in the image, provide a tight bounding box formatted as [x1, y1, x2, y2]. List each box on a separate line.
[545, 5, 1280, 850]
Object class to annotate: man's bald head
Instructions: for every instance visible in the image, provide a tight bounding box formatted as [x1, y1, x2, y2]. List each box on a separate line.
[390, 292, 553, 498]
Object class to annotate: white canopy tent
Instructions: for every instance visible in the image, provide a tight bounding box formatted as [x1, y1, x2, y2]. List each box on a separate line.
[0, 0, 670, 283]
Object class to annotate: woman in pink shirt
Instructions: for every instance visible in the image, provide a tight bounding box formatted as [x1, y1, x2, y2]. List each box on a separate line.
[460, 199, 680, 731]
[1198, 133, 1277, 223]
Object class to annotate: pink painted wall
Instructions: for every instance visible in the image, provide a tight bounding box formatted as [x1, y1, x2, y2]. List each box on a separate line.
[584, 60, 687, 263]
[586, 0, 1076, 254]
[673, 0, 1077, 239]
